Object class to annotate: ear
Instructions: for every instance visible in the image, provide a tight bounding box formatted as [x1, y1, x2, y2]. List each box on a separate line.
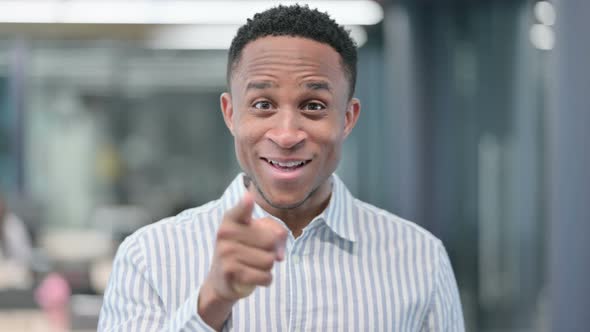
[220, 92, 235, 135]
[343, 98, 361, 139]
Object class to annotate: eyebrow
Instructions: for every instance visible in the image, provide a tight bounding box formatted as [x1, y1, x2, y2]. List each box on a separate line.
[245, 80, 332, 92]
[246, 81, 276, 91]
[304, 81, 332, 92]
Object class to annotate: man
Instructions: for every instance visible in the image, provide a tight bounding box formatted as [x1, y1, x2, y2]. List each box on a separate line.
[99, 5, 464, 331]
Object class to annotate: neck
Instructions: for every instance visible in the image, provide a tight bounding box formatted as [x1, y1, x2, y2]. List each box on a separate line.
[247, 178, 333, 238]
[271, 193, 331, 238]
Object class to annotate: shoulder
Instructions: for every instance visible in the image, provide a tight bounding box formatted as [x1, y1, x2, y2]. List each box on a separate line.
[119, 199, 223, 253]
[352, 198, 443, 249]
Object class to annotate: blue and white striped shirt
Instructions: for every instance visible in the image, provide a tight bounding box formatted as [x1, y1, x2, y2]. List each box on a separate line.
[99, 173, 464, 331]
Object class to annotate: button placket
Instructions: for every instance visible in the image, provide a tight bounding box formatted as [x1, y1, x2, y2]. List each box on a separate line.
[287, 228, 318, 331]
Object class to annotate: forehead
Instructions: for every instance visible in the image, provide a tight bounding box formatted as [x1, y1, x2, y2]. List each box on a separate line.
[231, 36, 347, 88]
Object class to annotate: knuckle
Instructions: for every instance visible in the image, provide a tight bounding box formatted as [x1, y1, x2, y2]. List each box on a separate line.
[261, 220, 287, 238]
[262, 273, 273, 286]
[275, 228, 288, 240]
[261, 255, 275, 270]
[256, 226, 284, 248]
[217, 243, 236, 258]
[259, 239, 276, 251]
[216, 225, 233, 240]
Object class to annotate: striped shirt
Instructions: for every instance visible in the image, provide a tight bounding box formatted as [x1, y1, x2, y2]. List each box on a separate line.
[99, 173, 464, 331]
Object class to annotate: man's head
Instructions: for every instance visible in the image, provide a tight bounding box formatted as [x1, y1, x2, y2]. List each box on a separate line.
[227, 5, 358, 99]
[221, 5, 361, 216]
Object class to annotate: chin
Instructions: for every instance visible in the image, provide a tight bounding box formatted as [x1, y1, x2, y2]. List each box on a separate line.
[261, 191, 310, 210]
[252, 182, 311, 209]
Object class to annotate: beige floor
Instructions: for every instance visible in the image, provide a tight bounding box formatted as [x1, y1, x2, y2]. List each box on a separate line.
[0, 310, 93, 332]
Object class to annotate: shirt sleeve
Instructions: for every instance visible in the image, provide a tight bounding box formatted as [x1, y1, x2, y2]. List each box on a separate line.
[98, 235, 216, 332]
[421, 241, 465, 332]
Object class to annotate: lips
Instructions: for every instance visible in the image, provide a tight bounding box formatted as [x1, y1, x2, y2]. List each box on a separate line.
[261, 157, 311, 171]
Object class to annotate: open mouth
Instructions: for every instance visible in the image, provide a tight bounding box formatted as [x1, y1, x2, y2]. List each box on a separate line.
[261, 157, 311, 171]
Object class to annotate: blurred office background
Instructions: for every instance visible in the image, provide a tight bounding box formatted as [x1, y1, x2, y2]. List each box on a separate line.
[0, 0, 588, 331]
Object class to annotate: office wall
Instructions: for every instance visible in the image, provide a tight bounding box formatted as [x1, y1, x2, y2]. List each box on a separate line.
[550, 1, 590, 331]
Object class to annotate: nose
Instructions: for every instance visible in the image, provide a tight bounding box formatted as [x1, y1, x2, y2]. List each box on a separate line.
[265, 111, 307, 149]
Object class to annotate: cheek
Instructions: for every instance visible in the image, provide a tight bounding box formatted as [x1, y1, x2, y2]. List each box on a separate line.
[233, 123, 264, 161]
[234, 114, 259, 139]
[234, 127, 261, 148]
[312, 120, 345, 148]
[311, 120, 346, 165]
[233, 135, 254, 172]
[234, 134, 254, 162]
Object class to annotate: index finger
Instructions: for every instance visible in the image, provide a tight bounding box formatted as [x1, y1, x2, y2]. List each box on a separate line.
[225, 191, 255, 224]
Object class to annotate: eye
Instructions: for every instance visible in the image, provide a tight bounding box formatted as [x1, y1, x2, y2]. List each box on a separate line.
[303, 102, 326, 112]
[252, 100, 273, 110]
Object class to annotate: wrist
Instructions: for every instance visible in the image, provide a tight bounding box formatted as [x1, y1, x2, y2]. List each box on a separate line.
[197, 280, 235, 331]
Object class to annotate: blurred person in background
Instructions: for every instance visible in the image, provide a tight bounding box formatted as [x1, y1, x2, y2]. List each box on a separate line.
[0, 191, 34, 289]
[0, 191, 33, 266]
[99, 5, 464, 331]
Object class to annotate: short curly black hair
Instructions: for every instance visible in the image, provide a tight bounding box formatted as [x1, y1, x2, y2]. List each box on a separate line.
[227, 4, 358, 98]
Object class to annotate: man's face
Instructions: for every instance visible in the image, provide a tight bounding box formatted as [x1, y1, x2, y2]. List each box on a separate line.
[221, 36, 360, 210]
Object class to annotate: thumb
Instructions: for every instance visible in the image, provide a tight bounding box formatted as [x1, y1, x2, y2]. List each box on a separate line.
[227, 191, 255, 224]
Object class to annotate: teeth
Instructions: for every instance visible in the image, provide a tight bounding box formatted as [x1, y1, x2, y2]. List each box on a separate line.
[268, 159, 306, 168]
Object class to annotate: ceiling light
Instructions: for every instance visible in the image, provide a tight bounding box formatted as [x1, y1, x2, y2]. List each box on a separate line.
[0, 1, 383, 25]
[534, 1, 556, 26]
[148, 24, 368, 50]
[530, 24, 555, 50]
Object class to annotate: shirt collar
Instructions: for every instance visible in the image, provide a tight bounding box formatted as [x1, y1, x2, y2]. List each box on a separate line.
[219, 173, 357, 242]
[315, 173, 357, 242]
